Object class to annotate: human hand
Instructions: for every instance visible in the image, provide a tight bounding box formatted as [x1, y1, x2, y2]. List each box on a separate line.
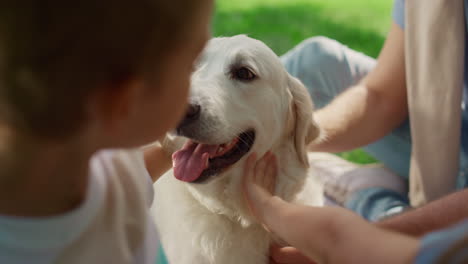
[242, 152, 278, 224]
[242, 153, 419, 264]
[242, 153, 317, 264]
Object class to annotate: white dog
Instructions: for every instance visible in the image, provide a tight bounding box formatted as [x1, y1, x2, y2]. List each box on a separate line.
[152, 35, 325, 264]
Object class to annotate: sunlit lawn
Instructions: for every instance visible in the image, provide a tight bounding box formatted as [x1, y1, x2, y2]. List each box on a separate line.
[213, 0, 394, 164]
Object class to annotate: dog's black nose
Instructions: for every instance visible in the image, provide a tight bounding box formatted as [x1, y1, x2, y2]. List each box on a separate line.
[176, 104, 201, 136]
[185, 104, 201, 121]
[176, 103, 201, 136]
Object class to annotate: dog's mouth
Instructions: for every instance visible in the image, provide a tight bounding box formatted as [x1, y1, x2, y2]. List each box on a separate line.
[172, 130, 256, 183]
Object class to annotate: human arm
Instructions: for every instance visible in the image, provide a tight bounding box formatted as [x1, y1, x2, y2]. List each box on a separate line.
[376, 189, 468, 237]
[268, 188, 468, 263]
[310, 22, 407, 152]
[242, 153, 419, 264]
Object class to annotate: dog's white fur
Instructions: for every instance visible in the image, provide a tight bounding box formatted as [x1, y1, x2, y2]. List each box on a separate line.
[152, 35, 324, 264]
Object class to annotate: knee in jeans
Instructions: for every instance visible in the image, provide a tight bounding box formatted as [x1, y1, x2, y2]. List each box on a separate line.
[292, 36, 343, 73]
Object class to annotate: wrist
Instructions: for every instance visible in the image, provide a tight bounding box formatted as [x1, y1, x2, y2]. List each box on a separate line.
[260, 196, 295, 234]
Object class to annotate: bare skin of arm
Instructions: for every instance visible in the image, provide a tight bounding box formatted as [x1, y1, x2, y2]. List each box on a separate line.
[268, 189, 468, 264]
[242, 153, 419, 264]
[377, 189, 468, 237]
[310, 22, 407, 153]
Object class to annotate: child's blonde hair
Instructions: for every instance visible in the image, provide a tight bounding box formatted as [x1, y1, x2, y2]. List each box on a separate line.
[0, 0, 204, 139]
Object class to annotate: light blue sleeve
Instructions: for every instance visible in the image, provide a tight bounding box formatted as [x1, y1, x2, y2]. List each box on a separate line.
[415, 219, 468, 263]
[392, 0, 405, 29]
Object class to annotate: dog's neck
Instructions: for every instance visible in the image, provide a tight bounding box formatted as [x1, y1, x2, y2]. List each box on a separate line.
[185, 138, 309, 227]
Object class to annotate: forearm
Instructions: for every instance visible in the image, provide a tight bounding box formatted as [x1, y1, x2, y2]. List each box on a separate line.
[310, 23, 407, 153]
[310, 83, 405, 153]
[336, 222, 419, 264]
[376, 189, 468, 237]
[266, 198, 418, 264]
[264, 198, 334, 259]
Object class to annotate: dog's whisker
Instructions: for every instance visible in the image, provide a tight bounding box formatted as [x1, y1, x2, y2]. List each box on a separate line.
[230, 129, 252, 147]
[236, 136, 250, 148]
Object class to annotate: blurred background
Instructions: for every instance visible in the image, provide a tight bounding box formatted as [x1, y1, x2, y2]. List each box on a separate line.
[212, 0, 394, 164]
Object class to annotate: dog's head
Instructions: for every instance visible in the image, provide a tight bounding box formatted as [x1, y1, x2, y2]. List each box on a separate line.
[172, 35, 320, 184]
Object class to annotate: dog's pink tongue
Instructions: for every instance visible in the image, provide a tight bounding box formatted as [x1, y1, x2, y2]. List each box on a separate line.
[172, 141, 218, 182]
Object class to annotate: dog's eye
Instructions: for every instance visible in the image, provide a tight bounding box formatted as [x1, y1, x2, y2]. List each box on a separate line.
[232, 67, 256, 81]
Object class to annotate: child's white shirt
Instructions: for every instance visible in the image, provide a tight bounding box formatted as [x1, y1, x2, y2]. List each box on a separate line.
[0, 149, 161, 264]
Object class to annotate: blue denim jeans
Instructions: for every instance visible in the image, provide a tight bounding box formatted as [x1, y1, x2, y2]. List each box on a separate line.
[281, 36, 412, 221]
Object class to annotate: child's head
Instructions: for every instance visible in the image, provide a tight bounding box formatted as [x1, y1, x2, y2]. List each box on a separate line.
[0, 0, 213, 147]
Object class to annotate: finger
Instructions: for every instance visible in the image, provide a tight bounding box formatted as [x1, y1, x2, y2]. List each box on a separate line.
[264, 154, 278, 194]
[271, 246, 316, 264]
[243, 153, 257, 183]
[243, 153, 259, 190]
[258, 152, 271, 187]
[254, 151, 270, 183]
[242, 153, 257, 195]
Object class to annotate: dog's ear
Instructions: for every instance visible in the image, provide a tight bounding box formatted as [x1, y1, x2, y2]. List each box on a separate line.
[287, 74, 321, 167]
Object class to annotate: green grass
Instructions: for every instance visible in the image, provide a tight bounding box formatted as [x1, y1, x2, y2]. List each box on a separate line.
[213, 0, 392, 57]
[213, 0, 393, 164]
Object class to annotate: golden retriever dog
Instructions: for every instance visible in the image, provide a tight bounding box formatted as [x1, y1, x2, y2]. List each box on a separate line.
[152, 35, 324, 264]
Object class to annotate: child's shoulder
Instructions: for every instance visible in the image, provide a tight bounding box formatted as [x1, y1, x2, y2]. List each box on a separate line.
[0, 149, 158, 264]
[55, 149, 158, 263]
[91, 148, 154, 206]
